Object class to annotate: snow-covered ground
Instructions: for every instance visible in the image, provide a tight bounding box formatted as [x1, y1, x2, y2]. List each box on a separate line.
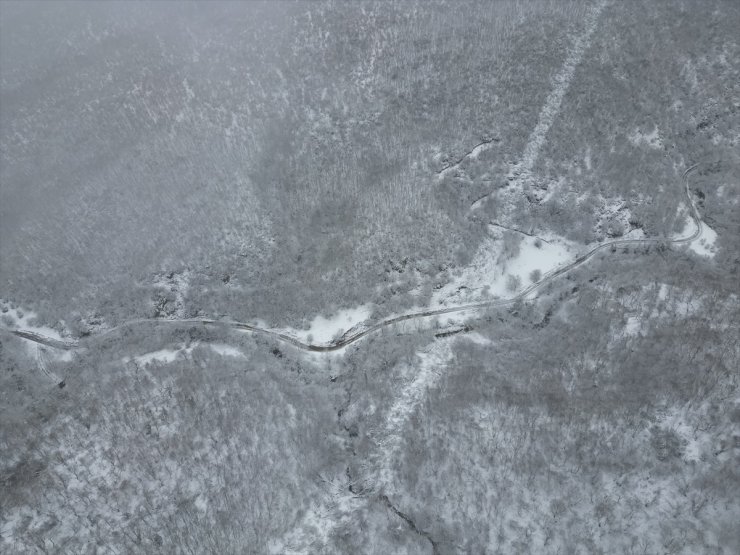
[657, 403, 714, 463]
[627, 125, 664, 150]
[281, 304, 373, 345]
[0, 301, 66, 341]
[127, 342, 245, 366]
[433, 230, 576, 306]
[673, 203, 719, 257]
[623, 315, 642, 337]
[130, 346, 194, 366]
[674, 202, 699, 238]
[209, 343, 245, 358]
[689, 222, 718, 257]
[1, 302, 73, 376]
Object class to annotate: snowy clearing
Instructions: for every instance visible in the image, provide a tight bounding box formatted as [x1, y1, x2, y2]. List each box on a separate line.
[130, 346, 194, 366]
[433, 231, 576, 306]
[673, 203, 718, 257]
[283, 304, 373, 344]
[689, 222, 718, 257]
[657, 404, 714, 464]
[623, 315, 642, 337]
[627, 126, 664, 149]
[209, 343, 245, 358]
[128, 342, 244, 366]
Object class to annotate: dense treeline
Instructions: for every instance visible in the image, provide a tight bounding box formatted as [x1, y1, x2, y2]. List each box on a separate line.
[1, 1, 591, 328]
[333, 249, 739, 553]
[2, 0, 739, 552]
[1, 332, 344, 553]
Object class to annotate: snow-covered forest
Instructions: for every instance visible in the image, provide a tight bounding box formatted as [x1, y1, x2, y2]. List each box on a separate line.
[1, 1, 739, 553]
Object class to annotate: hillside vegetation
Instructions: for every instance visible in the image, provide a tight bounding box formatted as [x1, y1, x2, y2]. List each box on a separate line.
[1, 1, 739, 553]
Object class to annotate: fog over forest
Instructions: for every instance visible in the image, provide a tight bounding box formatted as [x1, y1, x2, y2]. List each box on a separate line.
[1, 1, 739, 553]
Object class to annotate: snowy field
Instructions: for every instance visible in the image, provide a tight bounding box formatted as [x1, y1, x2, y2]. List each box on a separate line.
[279, 304, 373, 345]
[689, 222, 719, 257]
[433, 230, 576, 307]
[126, 342, 245, 367]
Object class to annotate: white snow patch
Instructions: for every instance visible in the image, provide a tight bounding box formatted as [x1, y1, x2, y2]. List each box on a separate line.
[182, 78, 195, 102]
[657, 283, 670, 302]
[55, 349, 75, 362]
[628, 126, 664, 149]
[433, 232, 576, 306]
[673, 204, 719, 257]
[209, 343, 244, 358]
[131, 346, 191, 366]
[689, 223, 718, 257]
[658, 405, 714, 464]
[287, 304, 373, 344]
[464, 332, 493, 345]
[0, 302, 65, 341]
[127, 342, 245, 366]
[623, 316, 642, 337]
[535, 176, 566, 204]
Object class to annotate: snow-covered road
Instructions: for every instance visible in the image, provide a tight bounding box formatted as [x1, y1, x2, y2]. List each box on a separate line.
[2, 161, 710, 357]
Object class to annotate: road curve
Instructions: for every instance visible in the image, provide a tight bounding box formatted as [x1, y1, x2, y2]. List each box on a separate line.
[4, 165, 703, 354]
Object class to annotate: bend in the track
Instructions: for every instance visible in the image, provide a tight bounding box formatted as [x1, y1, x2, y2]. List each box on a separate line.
[4, 165, 703, 354]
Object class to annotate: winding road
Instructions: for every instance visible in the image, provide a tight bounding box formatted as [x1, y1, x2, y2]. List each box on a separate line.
[3, 165, 704, 354]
